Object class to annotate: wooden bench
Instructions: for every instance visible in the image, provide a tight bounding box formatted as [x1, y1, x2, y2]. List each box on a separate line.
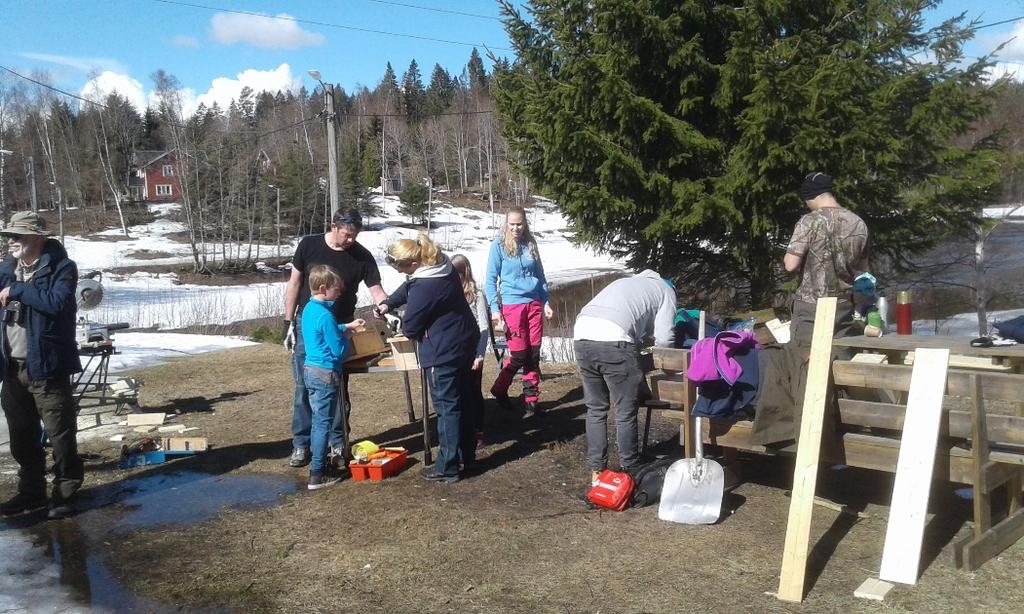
[642, 344, 1024, 571]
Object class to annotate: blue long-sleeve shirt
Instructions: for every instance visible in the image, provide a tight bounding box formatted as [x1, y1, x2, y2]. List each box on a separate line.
[301, 297, 350, 371]
[484, 238, 549, 313]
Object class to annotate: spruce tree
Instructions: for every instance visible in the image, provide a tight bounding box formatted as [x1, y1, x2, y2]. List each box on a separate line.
[495, 0, 1003, 306]
[426, 64, 456, 116]
[402, 59, 426, 123]
[467, 48, 488, 92]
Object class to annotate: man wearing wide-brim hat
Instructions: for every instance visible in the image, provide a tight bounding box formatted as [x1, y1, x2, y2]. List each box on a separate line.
[0, 210, 83, 520]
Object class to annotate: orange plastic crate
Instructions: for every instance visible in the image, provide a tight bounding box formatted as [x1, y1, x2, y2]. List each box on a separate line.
[349, 449, 408, 481]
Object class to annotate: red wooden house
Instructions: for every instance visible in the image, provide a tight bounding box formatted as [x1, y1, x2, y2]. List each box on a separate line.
[129, 150, 182, 202]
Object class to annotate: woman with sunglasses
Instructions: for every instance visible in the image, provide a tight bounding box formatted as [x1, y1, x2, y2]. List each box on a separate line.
[379, 235, 478, 483]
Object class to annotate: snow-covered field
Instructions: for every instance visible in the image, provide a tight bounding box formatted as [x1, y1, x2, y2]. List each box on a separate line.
[66, 195, 625, 331]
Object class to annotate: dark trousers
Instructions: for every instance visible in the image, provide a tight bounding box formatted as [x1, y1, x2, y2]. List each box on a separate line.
[574, 339, 643, 471]
[1, 360, 84, 502]
[429, 360, 476, 477]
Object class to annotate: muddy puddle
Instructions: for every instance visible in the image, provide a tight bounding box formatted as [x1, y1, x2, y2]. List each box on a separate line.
[111, 471, 299, 530]
[1, 472, 298, 612]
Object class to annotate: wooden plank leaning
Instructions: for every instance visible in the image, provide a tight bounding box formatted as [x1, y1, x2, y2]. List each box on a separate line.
[878, 348, 950, 585]
[776, 297, 837, 603]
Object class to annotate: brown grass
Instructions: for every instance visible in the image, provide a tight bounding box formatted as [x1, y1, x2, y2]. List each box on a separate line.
[4, 344, 1023, 612]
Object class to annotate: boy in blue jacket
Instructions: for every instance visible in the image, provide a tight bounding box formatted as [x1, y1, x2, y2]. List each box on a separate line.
[301, 265, 364, 489]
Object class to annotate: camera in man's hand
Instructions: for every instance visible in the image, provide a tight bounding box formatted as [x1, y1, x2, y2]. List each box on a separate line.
[2, 300, 24, 325]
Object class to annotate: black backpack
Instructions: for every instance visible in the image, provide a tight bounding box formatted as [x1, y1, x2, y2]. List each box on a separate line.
[629, 457, 679, 507]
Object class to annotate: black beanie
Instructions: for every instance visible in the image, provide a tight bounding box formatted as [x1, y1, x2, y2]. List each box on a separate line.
[799, 172, 833, 200]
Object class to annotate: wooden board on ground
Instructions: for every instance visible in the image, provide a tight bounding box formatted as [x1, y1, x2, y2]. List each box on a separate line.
[879, 348, 950, 585]
[163, 436, 208, 452]
[854, 577, 893, 601]
[126, 413, 166, 426]
[777, 296, 837, 603]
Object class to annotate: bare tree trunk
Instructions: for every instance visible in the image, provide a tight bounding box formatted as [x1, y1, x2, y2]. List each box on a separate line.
[94, 112, 130, 238]
[974, 229, 988, 337]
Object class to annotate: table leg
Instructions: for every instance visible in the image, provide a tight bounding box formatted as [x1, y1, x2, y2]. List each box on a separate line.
[402, 371, 416, 423]
[420, 367, 432, 465]
[338, 392, 351, 464]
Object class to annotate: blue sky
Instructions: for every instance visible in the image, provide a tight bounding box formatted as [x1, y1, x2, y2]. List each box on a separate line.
[0, 0, 1022, 115]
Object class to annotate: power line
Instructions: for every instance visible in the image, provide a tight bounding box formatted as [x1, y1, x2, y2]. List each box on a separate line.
[142, 0, 514, 52]
[362, 0, 501, 21]
[3, 62, 491, 127]
[0, 64, 284, 134]
[967, 15, 1024, 32]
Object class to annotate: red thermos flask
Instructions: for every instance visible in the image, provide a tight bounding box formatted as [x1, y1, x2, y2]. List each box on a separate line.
[896, 291, 912, 335]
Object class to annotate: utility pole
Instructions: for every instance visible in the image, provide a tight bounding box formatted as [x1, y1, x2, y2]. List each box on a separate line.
[325, 86, 340, 219]
[485, 133, 495, 230]
[425, 176, 432, 233]
[51, 181, 63, 242]
[28, 155, 38, 213]
[308, 70, 340, 220]
[269, 184, 281, 258]
[0, 149, 12, 220]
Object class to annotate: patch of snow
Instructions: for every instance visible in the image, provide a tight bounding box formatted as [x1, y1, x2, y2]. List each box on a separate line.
[107, 332, 258, 373]
[913, 308, 1024, 337]
[65, 195, 625, 330]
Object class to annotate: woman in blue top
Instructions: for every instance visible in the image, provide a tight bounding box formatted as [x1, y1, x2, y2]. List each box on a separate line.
[485, 206, 554, 417]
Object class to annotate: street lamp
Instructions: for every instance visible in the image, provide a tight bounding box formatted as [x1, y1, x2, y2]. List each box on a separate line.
[268, 184, 282, 258]
[308, 69, 340, 221]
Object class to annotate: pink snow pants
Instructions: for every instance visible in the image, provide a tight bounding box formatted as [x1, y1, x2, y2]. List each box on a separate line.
[491, 301, 544, 403]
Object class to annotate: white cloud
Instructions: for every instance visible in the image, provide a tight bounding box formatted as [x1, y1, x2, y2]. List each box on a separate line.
[209, 12, 324, 49]
[172, 35, 201, 49]
[190, 63, 301, 114]
[997, 20, 1024, 63]
[986, 61, 1024, 83]
[77, 64, 301, 117]
[80, 71, 147, 112]
[19, 52, 124, 74]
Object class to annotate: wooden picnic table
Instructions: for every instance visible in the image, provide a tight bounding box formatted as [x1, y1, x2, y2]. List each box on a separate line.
[833, 335, 1024, 371]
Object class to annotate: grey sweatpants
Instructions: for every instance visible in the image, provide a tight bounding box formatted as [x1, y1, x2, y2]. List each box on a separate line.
[574, 339, 643, 471]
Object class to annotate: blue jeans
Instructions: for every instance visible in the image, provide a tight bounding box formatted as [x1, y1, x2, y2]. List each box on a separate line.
[429, 360, 476, 477]
[291, 323, 349, 449]
[302, 365, 340, 474]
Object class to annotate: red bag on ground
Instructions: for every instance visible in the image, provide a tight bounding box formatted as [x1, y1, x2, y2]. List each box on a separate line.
[587, 470, 635, 511]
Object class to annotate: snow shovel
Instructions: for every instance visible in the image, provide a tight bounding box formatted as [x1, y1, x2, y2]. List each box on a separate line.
[658, 415, 724, 524]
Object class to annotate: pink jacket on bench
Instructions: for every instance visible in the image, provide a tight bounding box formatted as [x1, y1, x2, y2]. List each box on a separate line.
[686, 330, 761, 385]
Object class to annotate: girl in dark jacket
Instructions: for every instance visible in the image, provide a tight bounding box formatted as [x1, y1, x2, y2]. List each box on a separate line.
[380, 235, 478, 483]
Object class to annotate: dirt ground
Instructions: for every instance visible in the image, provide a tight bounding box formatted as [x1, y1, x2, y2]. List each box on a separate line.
[3, 343, 1024, 612]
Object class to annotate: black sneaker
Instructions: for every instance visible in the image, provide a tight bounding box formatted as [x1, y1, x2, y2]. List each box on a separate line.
[1, 492, 48, 516]
[420, 467, 459, 484]
[308, 472, 341, 490]
[289, 447, 311, 468]
[47, 500, 76, 520]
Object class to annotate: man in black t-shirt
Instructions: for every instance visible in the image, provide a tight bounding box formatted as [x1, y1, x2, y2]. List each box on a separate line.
[283, 208, 388, 467]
